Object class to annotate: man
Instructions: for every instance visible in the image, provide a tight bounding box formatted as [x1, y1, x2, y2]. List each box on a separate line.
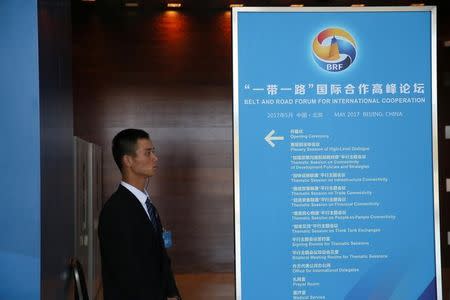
[98, 128, 181, 300]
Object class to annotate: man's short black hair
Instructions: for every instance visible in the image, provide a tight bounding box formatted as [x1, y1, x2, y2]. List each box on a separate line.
[112, 128, 149, 171]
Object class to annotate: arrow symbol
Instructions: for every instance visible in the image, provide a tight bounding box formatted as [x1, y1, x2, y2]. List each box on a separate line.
[265, 129, 285, 147]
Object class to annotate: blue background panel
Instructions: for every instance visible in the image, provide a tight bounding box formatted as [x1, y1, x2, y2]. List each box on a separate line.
[0, 1, 41, 299]
[236, 10, 436, 300]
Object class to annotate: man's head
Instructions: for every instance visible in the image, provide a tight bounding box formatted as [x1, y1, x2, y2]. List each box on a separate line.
[112, 128, 158, 178]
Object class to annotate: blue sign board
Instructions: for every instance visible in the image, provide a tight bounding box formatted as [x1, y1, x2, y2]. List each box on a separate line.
[0, 1, 41, 299]
[233, 7, 440, 300]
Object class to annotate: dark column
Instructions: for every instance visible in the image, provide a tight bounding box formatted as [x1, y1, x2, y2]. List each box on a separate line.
[38, 0, 74, 299]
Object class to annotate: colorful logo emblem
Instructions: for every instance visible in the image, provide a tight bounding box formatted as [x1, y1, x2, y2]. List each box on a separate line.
[312, 28, 357, 72]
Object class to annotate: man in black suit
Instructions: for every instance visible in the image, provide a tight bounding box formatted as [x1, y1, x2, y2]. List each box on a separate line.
[98, 128, 181, 300]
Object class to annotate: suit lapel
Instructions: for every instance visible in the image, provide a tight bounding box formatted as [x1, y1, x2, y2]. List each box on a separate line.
[117, 185, 157, 236]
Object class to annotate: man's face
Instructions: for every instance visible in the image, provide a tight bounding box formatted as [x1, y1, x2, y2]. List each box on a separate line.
[128, 138, 158, 178]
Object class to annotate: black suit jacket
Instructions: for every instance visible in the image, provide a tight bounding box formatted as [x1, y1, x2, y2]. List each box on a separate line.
[98, 185, 180, 300]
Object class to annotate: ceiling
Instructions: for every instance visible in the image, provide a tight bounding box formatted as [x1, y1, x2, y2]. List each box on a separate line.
[76, 0, 449, 10]
[73, 0, 450, 41]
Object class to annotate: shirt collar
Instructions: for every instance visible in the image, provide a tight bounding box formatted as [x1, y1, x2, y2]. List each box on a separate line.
[121, 181, 150, 206]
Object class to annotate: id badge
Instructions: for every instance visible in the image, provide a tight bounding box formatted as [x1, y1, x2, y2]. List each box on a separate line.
[163, 230, 172, 248]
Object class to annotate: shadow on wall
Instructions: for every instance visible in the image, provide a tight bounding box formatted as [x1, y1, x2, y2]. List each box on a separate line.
[155, 140, 200, 272]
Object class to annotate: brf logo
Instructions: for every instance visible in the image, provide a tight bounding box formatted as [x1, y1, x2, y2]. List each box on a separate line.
[312, 28, 357, 72]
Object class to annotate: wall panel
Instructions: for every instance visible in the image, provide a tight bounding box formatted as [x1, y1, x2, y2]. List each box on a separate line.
[73, 11, 233, 272]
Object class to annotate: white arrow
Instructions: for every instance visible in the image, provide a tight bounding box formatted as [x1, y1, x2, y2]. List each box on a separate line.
[265, 129, 285, 147]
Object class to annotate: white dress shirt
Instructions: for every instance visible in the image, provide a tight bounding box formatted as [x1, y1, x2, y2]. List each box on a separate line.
[121, 181, 152, 221]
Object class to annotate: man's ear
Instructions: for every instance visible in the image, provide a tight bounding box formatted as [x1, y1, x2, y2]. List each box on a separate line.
[122, 155, 133, 168]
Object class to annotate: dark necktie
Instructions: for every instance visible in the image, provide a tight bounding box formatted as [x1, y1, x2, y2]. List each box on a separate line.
[145, 198, 162, 233]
